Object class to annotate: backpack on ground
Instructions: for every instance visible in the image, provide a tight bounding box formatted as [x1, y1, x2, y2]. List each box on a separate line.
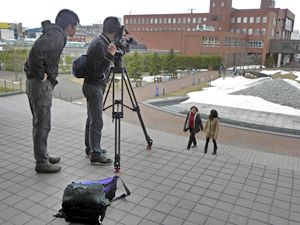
[72, 54, 87, 78]
[54, 176, 130, 224]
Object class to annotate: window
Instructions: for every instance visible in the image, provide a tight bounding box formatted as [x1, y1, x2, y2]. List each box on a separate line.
[202, 37, 221, 46]
[230, 28, 234, 33]
[262, 17, 267, 23]
[133, 19, 136, 24]
[168, 18, 171, 23]
[187, 18, 191, 23]
[237, 39, 242, 47]
[142, 18, 145, 24]
[150, 18, 153, 24]
[236, 28, 240, 34]
[154, 18, 157, 24]
[281, 19, 284, 26]
[219, 15, 223, 22]
[183, 18, 186, 23]
[231, 17, 235, 23]
[256, 17, 261, 23]
[247, 40, 264, 48]
[224, 37, 230, 47]
[261, 29, 266, 35]
[249, 17, 254, 23]
[178, 18, 181, 23]
[173, 18, 176, 24]
[237, 17, 242, 23]
[137, 19, 140, 24]
[125, 19, 128, 24]
[129, 19, 132, 24]
[203, 17, 207, 21]
[231, 38, 236, 47]
[221, 2, 224, 7]
[248, 28, 253, 35]
[283, 31, 286, 39]
[163, 18, 167, 24]
[146, 18, 149, 24]
[255, 29, 259, 35]
[272, 29, 275, 36]
[243, 40, 246, 47]
[193, 18, 196, 23]
[198, 17, 201, 23]
[159, 18, 162, 24]
[273, 18, 276, 25]
[212, 2, 215, 7]
[243, 17, 248, 23]
[242, 28, 247, 35]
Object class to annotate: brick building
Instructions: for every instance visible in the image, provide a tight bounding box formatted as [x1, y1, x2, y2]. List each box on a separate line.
[123, 0, 295, 66]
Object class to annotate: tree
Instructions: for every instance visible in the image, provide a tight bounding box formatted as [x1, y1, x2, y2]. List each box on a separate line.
[127, 51, 143, 80]
[149, 52, 161, 75]
[162, 48, 177, 75]
[266, 55, 275, 67]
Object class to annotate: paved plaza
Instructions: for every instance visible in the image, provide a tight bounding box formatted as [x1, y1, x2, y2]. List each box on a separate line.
[1, 93, 300, 225]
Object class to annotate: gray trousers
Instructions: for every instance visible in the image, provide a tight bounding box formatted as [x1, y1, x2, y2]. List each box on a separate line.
[26, 78, 53, 165]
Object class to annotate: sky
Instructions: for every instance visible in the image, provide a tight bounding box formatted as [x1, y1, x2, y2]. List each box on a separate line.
[0, 0, 299, 30]
[142, 69, 300, 116]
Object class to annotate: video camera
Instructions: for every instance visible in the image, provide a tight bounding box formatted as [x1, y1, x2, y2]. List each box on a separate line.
[114, 25, 138, 58]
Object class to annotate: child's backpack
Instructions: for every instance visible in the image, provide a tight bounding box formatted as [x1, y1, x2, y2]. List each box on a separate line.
[54, 176, 130, 224]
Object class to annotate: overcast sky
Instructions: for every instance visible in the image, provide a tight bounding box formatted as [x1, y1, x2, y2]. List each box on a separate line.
[0, 0, 299, 31]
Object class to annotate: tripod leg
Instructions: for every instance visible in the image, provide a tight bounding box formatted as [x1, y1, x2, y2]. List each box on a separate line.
[122, 67, 153, 149]
[114, 116, 121, 173]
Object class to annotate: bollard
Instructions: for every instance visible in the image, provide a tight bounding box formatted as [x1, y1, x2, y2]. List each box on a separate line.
[12, 80, 14, 91]
[155, 86, 159, 96]
[168, 74, 171, 81]
[4, 79, 7, 92]
[192, 79, 195, 85]
[162, 88, 165, 96]
[19, 78, 22, 91]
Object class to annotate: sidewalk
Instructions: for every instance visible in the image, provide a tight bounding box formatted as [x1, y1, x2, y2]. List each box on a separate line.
[1, 93, 300, 225]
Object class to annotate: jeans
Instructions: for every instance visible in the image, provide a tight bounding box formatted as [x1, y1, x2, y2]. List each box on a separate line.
[26, 78, 53, 165]
[83, 83, 104, 158]
[187, 127, 196, 148]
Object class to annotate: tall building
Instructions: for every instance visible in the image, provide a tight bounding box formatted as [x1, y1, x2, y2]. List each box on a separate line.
[124, 0, 295, 66]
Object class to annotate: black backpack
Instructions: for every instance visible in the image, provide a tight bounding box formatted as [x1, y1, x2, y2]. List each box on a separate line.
[54, 176, 130, 224]
[72, 54, 87, 78]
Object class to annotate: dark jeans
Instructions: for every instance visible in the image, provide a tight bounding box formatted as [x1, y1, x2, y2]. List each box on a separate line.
[26, 78, 53, 165]
[205, 138, 217, 149]
[83, 83, 104, 158]
[187, 127, 196, 148]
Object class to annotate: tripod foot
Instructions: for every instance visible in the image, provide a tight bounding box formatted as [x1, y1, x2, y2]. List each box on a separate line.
[115, 168, 121, 173]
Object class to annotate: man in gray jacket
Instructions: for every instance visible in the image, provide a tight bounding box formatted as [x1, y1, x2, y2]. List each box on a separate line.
[25, 9, 79, 173]
[83, 17, 120, 164]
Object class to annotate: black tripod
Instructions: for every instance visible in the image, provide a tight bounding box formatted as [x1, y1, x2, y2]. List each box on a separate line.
[103, 55, 153, 173]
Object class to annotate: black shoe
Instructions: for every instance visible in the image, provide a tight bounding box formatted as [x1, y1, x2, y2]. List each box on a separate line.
[49, 156, 60, 164]
[90, 156, 112, 165]
[204, 147, 208, 154]
[35, 164, 61, 173]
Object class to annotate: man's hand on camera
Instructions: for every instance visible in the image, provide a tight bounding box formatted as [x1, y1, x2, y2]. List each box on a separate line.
[108, 43, 117, 55]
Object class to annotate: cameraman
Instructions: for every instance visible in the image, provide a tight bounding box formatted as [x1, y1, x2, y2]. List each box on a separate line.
[83, 17, 120, 164]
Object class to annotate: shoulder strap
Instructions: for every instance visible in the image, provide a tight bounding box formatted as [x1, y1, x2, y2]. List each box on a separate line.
[110, 176, 131, 202]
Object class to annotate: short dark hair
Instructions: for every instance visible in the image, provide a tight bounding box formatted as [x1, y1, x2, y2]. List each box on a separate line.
[103, 17, 121, 34]
[55, 9, 80, 30]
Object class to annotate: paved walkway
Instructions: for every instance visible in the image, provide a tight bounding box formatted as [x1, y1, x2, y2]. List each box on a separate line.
[1, 93, 300, 225]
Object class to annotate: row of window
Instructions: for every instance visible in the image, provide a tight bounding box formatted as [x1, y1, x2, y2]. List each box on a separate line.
[202, 37, 264, 48]
[125, 17, 208, 25]
[231, 16, 268, 24]
[128, 27, 204, 32]
[230, 28, 266, 35]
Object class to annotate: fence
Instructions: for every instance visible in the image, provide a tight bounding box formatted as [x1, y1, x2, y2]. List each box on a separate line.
[0, 78, 25, 94]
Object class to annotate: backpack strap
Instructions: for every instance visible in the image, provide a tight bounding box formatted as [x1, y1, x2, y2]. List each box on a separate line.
[110, 176, 131, 202]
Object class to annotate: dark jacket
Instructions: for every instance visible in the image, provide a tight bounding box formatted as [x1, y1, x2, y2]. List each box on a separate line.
[184, 111, 204, 133]
[84, 33, 114, 90]
[24, 20, 67, 86]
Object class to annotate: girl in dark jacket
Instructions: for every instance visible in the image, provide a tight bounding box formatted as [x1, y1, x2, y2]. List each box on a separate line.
[183, 106, 204, 150]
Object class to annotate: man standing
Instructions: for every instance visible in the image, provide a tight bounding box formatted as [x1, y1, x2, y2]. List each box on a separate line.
[25, 9, 80, 173]
[83, 17, 120, 164]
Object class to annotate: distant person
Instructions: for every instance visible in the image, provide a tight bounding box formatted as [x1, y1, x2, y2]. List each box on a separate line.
[25, 9, 80, 173]
[204, 109, 220, 155]
[242, 70, 245, 76]
[83, 17, 120, 164]
[183, 106, 204, 150]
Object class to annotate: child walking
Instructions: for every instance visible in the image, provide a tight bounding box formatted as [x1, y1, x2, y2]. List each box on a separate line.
[183, 106, 204, 150]
[204, 109, 220, 155]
